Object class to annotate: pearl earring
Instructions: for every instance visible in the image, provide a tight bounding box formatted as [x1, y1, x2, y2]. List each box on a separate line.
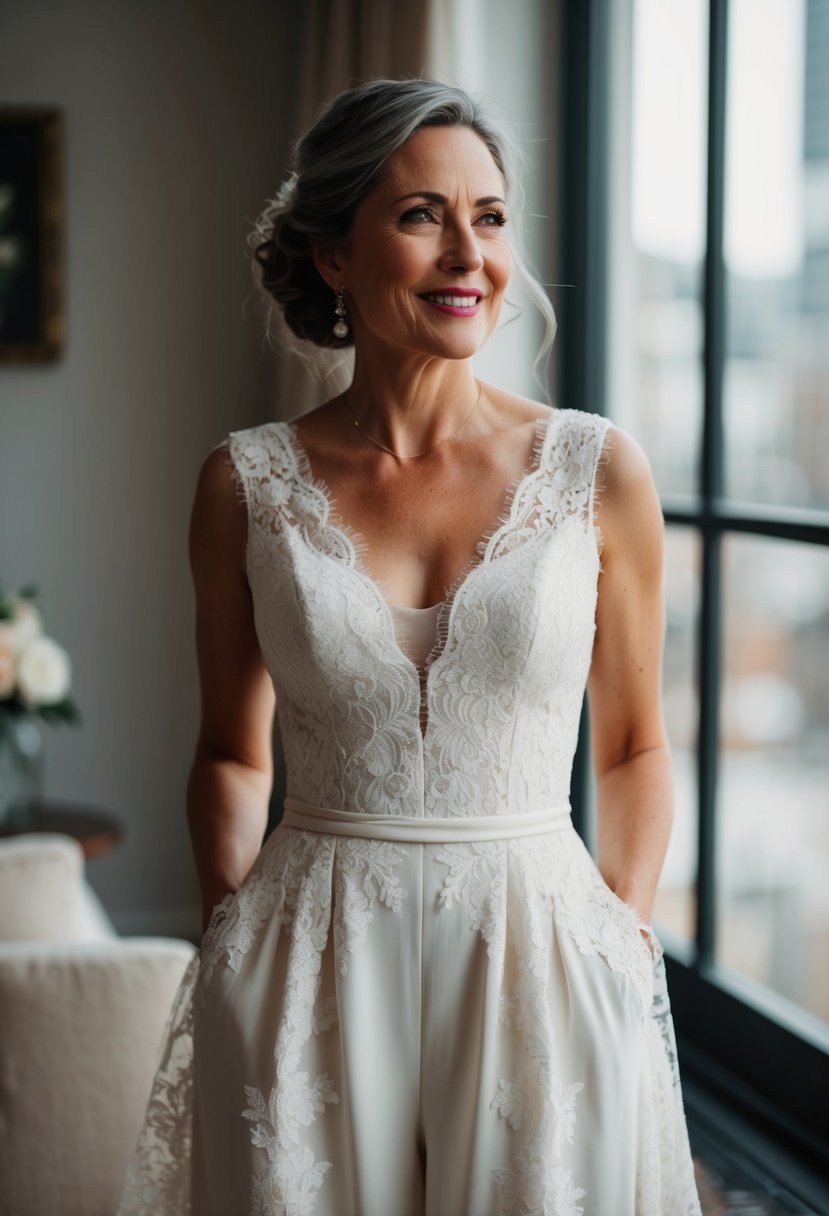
[333, 289, 349, 339]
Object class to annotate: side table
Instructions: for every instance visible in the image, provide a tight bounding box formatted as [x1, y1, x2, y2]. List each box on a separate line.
[0, 799, 124, 861]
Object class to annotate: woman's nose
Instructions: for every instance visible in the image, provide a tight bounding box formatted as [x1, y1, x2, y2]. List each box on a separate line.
[438, 224, 485, 274]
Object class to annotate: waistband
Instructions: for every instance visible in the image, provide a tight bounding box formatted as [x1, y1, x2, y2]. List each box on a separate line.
[281, 797, 573, 842]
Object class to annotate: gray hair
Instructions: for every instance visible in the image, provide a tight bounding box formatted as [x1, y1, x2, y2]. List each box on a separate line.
[246, 78, 556, 390]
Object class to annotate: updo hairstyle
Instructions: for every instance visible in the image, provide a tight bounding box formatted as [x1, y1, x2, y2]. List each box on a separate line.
[247, 77, 556, 374]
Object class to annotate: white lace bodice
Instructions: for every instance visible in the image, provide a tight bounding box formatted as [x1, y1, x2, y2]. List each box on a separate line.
[218, 407, 611, 820]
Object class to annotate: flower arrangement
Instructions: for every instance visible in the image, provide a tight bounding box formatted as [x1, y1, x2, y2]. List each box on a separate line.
[0, 584, 81, 728]
[0, 584, 81, 824]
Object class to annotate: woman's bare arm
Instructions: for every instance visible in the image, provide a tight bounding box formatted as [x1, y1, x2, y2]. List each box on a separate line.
[587, 426, 673, 928]
[186, 443, 276, 932]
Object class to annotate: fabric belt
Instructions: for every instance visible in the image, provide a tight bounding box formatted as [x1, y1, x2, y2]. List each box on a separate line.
[281, 796, 573, 843]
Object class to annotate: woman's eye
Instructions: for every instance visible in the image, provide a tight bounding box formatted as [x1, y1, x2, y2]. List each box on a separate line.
[399, 205, 507, 227]
[400, 206, 434, 223]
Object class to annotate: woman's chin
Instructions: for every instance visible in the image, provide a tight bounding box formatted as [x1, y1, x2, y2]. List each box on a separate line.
[409, 330, 488, 363]
[357, 321, 491, 364]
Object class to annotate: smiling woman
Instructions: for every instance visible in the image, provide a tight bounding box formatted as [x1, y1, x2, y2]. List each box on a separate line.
[117, 78, 703, 1216]
[308, 124, 513, 425]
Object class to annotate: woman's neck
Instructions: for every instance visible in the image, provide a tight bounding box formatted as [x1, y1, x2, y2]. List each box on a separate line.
[345, 352, 483, 456]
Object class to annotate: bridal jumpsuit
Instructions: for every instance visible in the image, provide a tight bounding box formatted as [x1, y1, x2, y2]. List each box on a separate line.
[117, 407, 702, 1216]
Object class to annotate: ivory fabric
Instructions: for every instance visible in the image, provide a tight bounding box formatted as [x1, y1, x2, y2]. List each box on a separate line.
[117, 408, 702, 1215]
[0, 832, 117, 943]
[389, 599, 444, 673]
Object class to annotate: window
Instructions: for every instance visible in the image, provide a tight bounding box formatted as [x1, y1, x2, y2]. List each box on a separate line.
[560, 0, 829, 1175]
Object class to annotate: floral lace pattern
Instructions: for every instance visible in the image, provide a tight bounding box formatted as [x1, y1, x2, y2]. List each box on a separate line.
[116, 955, 199, 1215]
[488, 847, 588, 1215]
[195, 829, 318, 1000]
[240, 846, 340, 1216]
[198, 828, 413, 1213]
[331, 835, 408, 974]
[218, 410, 612, 822]
[223, 421, 424, 817]
[435, 829, 662, 1018]
[434, 829, 676, 1213]
[116, 408, 702, 1216]
[550, 831, 663, 1017]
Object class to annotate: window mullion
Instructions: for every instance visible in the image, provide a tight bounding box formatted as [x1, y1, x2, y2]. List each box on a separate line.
[696, 0, 729, 967]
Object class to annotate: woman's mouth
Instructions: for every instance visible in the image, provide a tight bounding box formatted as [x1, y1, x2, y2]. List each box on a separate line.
[419, 292, 483, 316]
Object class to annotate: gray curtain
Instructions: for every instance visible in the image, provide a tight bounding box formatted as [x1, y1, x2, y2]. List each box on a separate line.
[267, 0, 433, 425]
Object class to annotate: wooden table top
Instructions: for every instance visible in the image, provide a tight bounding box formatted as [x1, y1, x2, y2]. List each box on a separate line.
[0, 800, 124, 861]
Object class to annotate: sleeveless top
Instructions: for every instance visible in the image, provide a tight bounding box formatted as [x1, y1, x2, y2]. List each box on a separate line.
[218, 407, 611, 819]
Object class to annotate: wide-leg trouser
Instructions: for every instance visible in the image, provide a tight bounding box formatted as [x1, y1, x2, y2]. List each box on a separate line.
[190, 799, 696, 1216]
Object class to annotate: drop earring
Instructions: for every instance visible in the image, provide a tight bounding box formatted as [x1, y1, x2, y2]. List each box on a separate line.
[333, 289, 349, 339]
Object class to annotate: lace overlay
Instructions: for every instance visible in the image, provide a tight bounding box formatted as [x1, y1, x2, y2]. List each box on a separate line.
[116, 408, 702, 1216]
[218, 410, 615, 823]
[117, 955, 198, 1215]
[239, 845, 340, 1216]
[490, 869, 589, 1216]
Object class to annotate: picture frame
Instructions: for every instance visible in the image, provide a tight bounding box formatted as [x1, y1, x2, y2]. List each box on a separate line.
[0, 106, 65, 364]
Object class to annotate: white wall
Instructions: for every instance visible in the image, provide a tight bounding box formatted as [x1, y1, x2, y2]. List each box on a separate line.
[0, 1, 301, 936]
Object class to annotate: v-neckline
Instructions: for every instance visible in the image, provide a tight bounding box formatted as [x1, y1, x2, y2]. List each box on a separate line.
[275, 409, 559, 739]
[279, 410, 557, 607]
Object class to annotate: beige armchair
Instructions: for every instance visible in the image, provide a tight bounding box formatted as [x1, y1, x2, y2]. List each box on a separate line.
[0, 833, 196, 1216]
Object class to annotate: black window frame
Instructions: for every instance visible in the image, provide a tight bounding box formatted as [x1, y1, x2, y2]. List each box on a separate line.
[558, 0, 829, 1187]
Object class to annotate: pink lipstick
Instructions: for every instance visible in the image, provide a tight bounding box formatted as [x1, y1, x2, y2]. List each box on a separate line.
[418, 289, 483, 317]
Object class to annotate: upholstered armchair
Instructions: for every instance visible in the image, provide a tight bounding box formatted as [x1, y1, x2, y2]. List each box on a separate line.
[0, 833, 196, 1216]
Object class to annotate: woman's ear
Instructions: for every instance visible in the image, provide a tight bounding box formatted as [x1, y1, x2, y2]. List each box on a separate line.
[310, 239, 345, 292]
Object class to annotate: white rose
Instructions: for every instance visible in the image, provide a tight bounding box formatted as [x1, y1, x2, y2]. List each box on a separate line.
[8, 596, 43, 652]
[0, 623, 17, 697]
[16, 636, 72, 707]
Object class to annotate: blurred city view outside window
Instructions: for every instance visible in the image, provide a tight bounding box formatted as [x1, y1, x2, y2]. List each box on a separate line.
[608, 0, 829, 1023]
[661, 526, 701, 944]
[607, 0, 709, 944]
[718, 536, 829, 1022]
[608, 0, 708, 500]
[724, 0, 829, 512]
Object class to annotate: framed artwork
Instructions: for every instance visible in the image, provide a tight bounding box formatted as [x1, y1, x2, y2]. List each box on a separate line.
[0, 106, 64, 364]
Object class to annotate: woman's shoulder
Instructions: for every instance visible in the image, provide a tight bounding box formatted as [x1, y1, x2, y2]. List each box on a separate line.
[590, 420, 663, 555]
[196, 420, 293, 515]
[591, 419, 654, 495]
[540, 405, 652, 480]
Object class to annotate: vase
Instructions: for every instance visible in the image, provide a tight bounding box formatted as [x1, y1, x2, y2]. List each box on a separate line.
[0, 714, 44, 827]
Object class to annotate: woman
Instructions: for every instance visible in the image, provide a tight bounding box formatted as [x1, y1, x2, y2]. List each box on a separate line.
[119, 78, 702, 1215]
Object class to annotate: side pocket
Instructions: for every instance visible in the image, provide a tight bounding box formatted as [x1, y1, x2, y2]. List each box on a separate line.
[553, 831, 661, 1017]
[600, 879, 664, 966]
[200, 887, 238, 952]
[196, 886, 244, 1004]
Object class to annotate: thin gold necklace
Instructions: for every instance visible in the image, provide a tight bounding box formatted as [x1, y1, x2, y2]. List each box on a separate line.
[341, 381, 483, 459]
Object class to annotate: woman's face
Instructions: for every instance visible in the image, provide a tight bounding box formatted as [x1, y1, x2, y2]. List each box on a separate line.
[327, 125, 512, 363]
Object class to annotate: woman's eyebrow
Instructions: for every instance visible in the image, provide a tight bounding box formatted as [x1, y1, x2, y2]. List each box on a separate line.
[392, 191, 506, 206]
